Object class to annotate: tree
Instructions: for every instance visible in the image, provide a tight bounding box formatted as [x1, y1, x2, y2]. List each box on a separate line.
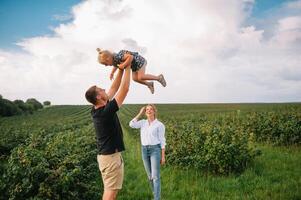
[14, 100, 27, 111]
[26, 98, 43, 110]
[14, 100, 34, 114]
[0, 98, 22, 117]
[43, 101, 51, 106]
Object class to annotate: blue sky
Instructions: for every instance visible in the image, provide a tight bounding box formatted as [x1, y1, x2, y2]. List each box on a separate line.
[0, 0, 294, 50]
[252, 0, 292, 16]
[0, 0, 80, 49]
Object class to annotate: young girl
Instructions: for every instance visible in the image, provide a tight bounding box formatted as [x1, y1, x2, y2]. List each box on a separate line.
[96, 48, 166, 94]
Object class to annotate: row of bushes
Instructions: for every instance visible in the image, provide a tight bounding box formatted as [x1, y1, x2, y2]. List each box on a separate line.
[243, 111, 301, 145]
[0, 94, 51, 117]
[159, 109, 300, 174]
[0, 106, 99, 200]
[0, 106, 90, 156]
[163, 113, 259, 175]
[1, 128, 99, 200]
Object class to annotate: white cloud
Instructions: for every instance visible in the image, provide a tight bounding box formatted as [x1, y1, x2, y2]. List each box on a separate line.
[52, 14, 73, 21]
[278, 16, 301, 31]
[287, 0, 301, 9]
[0, 0, 300, 104]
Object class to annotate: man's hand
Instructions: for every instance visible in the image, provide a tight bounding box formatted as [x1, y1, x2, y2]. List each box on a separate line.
[118, 63, 131, 70]
[118, 53, 133, 69]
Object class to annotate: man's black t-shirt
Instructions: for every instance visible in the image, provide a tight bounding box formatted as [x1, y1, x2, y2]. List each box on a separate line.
[91, 99, 125, 155]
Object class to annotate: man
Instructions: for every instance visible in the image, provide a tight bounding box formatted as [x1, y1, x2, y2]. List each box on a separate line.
[85, 64, 131, 200]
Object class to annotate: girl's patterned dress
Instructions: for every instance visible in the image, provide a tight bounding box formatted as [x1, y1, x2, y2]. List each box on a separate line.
[113, 50, 146, 72]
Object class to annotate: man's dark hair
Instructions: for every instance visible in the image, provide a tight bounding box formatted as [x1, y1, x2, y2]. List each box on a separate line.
[85, 85, 97, 105]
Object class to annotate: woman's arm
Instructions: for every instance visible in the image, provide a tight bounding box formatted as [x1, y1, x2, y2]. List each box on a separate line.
[159, 123, 166, 165]
[161, 148, 165, 165]
[129, 106, 145, 129]
[134, 106, 145, 120]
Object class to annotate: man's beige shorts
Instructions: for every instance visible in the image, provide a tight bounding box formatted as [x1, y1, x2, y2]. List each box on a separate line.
[97, 152, 124, 190]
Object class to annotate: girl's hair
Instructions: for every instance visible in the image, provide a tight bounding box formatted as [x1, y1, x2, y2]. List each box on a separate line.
[96, 48, 113, 64]
[146, 104, 158, 119]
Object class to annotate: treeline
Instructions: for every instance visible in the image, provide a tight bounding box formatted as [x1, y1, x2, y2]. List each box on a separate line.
[0, 94, 51, 117]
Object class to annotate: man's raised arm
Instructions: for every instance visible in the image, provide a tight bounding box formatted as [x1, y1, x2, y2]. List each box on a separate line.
[107, 69, 124, 100]
[115, 66, 131, 107]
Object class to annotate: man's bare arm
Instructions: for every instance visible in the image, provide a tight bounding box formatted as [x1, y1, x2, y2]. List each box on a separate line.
[107, 69, 124, 100]
[115, 66, 131, 107]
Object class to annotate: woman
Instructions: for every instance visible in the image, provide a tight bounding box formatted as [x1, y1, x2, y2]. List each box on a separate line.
[129, 104, 166, 200]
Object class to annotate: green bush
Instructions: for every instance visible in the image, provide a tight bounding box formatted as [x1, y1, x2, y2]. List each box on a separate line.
[14, 100, 34, 114]
[26, 98, 43, 110]
[0, 98, 22, 117]
[0, 106, 100, 200]
[164, 113, 259, 174]
[0, 96, 42, 117]
[5, 145, 50, 200]
[43, 101, 51, 106]
[244, 111, 301, 145]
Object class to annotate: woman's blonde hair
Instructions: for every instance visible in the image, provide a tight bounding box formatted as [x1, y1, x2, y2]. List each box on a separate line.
[146, 104, 158, 119]
[96, 48, 113, 64]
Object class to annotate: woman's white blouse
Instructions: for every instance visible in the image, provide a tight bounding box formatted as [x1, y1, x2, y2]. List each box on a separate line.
[129, 118, 166, 149]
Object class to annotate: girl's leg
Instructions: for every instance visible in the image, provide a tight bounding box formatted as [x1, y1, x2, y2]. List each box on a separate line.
[132, 71, 154, 94]
[132, 71, 150, 86]
[137, 65, 159, 81]
[137, 66, 167, 87]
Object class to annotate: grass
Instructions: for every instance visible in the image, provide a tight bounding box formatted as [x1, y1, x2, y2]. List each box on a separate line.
[118, 123, 301, 200]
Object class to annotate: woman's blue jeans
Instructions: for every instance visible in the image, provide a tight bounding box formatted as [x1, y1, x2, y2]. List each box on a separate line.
[141, 144, 161, 200]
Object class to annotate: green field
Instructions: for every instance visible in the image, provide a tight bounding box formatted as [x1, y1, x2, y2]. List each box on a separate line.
[0, 103, 300, 200]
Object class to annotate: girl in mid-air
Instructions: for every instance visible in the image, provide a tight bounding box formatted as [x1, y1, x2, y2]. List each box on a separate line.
[97, 48, 166, 94]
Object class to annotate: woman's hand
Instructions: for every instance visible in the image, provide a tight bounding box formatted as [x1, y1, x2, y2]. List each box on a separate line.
[133, 106, 145, 120]
[160, 156, 166, 165]
[161, 149, 166, 165]
[139, 106, 146, 115]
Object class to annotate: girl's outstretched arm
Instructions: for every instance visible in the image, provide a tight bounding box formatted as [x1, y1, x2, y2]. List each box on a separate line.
[110, 67, 118, 80]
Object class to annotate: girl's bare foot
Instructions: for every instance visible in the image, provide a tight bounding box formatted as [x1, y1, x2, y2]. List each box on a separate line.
[158, 74, 166, 87]
[147, 82, 154, 94]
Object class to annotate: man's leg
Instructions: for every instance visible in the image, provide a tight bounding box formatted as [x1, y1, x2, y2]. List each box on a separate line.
[98, 153, 124, 200]
[102, 190, 118, 200]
